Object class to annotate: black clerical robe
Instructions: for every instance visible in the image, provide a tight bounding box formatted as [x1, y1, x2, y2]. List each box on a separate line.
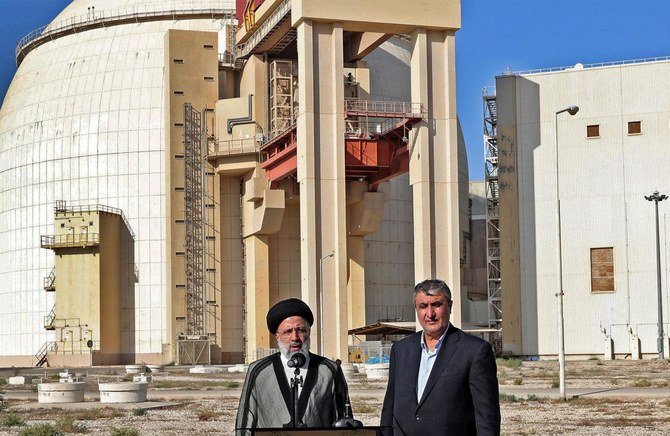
[235, 352, 348, 435]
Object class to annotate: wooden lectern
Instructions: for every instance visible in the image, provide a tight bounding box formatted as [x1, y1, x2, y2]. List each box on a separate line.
[252, 427, 380, 435]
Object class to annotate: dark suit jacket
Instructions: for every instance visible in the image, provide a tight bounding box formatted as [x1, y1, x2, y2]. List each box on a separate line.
[380, 325, 500, 435]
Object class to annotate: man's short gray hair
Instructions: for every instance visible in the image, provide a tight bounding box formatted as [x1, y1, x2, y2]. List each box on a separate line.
[413, 279, 452, 303]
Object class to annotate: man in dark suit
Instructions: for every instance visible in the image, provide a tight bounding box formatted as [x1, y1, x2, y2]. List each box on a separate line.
[381, 279, 500, 435]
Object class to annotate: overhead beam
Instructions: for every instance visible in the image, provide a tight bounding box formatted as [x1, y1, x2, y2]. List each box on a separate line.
[344, 32, 392, 62]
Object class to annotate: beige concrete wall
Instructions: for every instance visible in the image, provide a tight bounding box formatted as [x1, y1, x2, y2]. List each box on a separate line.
[98, 212, 123, 355]
[219, 175, 245, 363]
[290, 0, 460, 33]
[268, 200, 302, 342]
[55, 250, 100, 340]
[164, 29, 219, 362]
[496, 75, 523, 355]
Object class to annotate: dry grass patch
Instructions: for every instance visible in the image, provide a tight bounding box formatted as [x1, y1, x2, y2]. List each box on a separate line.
[197, 409, 219, 421]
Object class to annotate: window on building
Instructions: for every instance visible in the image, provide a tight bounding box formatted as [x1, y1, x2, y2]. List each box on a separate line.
[591, 247, 614, 293]
[628, 121, 641, 135]
[587, 125, 600, 138]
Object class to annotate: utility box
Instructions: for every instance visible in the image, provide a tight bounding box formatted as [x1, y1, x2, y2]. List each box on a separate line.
[630, 334, 641, 360]
[603, 336, 614, 360]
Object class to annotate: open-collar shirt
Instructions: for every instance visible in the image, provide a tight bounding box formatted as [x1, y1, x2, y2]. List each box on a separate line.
[417, 324, 449, 401]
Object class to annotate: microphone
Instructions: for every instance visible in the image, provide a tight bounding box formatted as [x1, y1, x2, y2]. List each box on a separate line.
[287, 352, 306, 368]
[332, 359, 363, 428]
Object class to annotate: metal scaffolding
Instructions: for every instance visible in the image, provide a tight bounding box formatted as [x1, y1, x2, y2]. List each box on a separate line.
[181, 104, 219, 365]
[483, 88, 502, 351]
[183, 103, 205, 338]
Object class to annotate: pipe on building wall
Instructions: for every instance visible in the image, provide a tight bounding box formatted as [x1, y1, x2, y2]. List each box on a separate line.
[227, 94, 255, 133]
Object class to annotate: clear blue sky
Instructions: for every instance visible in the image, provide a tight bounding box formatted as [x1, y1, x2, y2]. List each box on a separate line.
[2, 0, 670, 180]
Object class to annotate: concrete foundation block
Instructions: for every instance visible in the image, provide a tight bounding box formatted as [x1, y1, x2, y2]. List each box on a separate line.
[133, 374, 152, 383]
[365, 363, 389, 380]
[99, 382, 149, 403]
[8, 376, 33, 385]
[38, 382, 86, 403]
[227, 364, 248, 373]
[125, 364, 146, 374]
[190, 365, 224, 374]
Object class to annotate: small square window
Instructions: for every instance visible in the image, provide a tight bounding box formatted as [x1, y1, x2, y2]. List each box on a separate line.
[628, 121, 641, 135]
[587, 125, 600, 138]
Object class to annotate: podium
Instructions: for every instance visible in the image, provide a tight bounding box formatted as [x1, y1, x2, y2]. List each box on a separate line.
[253, 427, 380, 435]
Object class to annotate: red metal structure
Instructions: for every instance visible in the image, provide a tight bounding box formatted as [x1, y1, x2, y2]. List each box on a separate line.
[260, 99, 425, 190]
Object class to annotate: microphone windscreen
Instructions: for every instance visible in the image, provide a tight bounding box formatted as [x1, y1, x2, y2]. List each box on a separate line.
[288, 352, 306, 368]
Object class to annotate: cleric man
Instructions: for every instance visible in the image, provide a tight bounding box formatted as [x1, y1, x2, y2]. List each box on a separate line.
[235, 298, 348, 435]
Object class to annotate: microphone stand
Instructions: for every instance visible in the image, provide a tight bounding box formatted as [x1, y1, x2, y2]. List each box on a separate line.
[286, 367, 306, 428]
[332, 360, 363, 428]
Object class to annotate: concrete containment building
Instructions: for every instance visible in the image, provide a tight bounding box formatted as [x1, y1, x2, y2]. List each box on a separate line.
[0, 0, 476, 366]
[494, 58, 670, 359]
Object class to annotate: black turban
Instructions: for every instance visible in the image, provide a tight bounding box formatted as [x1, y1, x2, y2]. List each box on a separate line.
[266, 298, 314, 333]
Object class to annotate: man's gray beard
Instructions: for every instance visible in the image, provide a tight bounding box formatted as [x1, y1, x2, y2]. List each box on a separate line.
[278, 337, 311, 359]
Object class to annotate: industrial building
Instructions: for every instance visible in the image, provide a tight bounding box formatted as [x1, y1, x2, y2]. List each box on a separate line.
[490, 58, 670, 359]
[0, 0, 484, 366]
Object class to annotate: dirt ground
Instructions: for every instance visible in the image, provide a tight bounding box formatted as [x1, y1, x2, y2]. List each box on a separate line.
[0, 359, 668, 435]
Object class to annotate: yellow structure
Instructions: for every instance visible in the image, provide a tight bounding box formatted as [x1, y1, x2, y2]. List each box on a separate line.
[40, 202, 135, 366]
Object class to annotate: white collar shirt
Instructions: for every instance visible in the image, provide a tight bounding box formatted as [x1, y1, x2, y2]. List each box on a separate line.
[280, 352, 310, 397]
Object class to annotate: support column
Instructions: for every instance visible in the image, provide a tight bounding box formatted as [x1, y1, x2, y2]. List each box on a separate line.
[241, 165, 285, 361]
[410, 29, 462, 326]
[347, 236, 366, 335]
[346, 180, 386, 339]
[297, 20, 348, 359]
[243, 235, 271, 360]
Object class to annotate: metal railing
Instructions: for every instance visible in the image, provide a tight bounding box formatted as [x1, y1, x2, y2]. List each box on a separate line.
[44, 267, 56, 290]
[55, 340, 100, 354]
[44, 305, 56, 329]
[210, 138, 262, 156]
[507, 55, 670, 76]
[236, 0, 291, 60]
[41, 233, 100, 249]
[344, 99, 426, 118]
[54, 203, 135, 239]
[35, 341, 58, 366]
[16, 4, 236, 65]
[345, 118, 411, 139]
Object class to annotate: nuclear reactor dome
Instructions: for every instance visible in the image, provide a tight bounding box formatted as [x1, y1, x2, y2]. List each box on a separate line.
[0, 0, 236, 363]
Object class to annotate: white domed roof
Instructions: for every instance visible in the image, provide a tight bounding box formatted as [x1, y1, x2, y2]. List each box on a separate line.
[53, 0, 235, 23]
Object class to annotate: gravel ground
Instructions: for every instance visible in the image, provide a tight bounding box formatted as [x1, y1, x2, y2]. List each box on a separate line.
[0, 359, 668, 435]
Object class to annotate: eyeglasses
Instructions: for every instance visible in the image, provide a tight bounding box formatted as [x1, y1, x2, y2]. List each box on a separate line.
[277, 327, 310, 339]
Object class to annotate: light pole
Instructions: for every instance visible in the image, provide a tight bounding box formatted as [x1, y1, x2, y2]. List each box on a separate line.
[318, 251, 335, 355]
[555, 105, 579, 400]
[644, 190, 668, 359]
